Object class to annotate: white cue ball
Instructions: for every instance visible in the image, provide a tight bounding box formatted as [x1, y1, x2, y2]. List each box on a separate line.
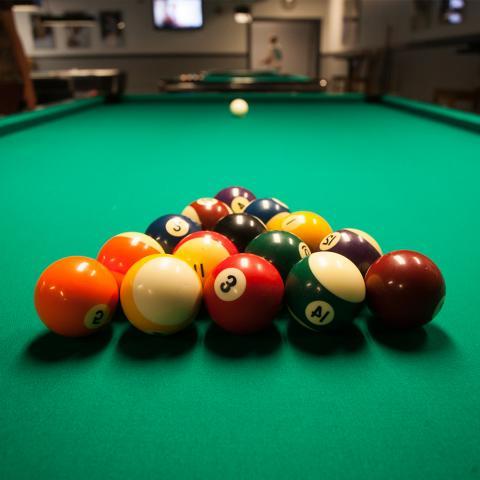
[229, 98, 249, 117]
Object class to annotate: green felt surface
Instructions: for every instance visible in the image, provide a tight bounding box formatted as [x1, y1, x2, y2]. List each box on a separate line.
[383, 95, 480, 132]
[1, 95, 479, 480]
[202, 73, 312, 83]
[0, 97, 102, 137]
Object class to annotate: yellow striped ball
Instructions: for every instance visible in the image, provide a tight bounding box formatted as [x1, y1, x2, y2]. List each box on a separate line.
[120, 254, 202, 334]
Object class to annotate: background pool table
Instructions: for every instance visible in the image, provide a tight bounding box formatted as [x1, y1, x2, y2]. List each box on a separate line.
[159, 70, 319, 92]
[1, 94, 479, 480]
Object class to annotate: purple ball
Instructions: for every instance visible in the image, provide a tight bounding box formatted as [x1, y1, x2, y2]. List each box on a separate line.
[214, 186, 256, 213]
[318, 228, 382, 277]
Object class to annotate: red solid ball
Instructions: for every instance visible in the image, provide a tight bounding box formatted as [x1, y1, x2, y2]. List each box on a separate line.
[365, 250, 446, 329]
[204, 253, 284, 334]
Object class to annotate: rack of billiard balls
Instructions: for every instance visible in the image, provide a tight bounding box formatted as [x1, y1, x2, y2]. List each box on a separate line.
[34, 186, 446, 338]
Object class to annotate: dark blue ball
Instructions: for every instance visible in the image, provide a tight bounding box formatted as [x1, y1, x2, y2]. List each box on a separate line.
[145, 214, 200, 253]
[244, 198, 290, 224]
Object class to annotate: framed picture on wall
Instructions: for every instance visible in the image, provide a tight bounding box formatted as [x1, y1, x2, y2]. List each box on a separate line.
[30, 14, 55, 49]
[65, 12, 92, 48]
[100, 11, 125, 47]
[66, 26, 91, 48]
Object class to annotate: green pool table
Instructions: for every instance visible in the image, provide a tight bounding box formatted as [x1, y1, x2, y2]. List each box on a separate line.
[202, 70, 312, 83]
[160, 70, 319, 92]
[1, 93, 479, 480]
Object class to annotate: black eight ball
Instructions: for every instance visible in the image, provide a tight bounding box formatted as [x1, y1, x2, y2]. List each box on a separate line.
[214, 213, 267, 252]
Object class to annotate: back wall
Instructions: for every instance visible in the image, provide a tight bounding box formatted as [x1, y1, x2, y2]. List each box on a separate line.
[14, 0, 327, 92]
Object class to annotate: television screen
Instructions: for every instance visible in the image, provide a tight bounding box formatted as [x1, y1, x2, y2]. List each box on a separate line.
[153, 0, 203, 30]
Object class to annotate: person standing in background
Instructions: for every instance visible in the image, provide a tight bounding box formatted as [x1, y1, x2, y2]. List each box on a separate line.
[262, 35, 284, 73]
[0, 4, 36, 114]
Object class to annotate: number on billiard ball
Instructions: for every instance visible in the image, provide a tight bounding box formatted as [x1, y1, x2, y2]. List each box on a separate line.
[319, 228, 382, 277]
[204, 253, 284, 334]
[286, 251, 365, 331]
[145, 214, 200, 253]
[215, 186, 256, 213]
[280, 211, 333, 253]
[245, 230, 311, 280]
[34, 256, 118, 337]
[173, 230, 238, 284]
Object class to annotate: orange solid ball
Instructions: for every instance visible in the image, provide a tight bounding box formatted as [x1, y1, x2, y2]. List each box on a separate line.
[97, 232, 164, 287]
[34, 256, 119, 337]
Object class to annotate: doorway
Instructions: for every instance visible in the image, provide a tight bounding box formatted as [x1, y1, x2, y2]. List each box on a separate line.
[248, 19, 321, 77]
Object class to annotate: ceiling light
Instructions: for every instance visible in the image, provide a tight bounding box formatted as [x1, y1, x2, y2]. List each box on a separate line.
[234, 6, 252, 24]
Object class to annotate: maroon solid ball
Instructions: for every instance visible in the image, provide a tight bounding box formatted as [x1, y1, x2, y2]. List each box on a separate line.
[365, 250, 446, 329]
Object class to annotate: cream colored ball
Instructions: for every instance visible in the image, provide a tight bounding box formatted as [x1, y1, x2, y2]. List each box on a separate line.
[229, 98, 249, 117]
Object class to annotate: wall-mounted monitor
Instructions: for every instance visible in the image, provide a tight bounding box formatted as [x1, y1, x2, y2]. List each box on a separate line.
[153, 0, 203, 30]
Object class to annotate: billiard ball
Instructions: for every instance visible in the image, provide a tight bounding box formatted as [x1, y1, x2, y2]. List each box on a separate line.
[182, 197, 231, 230]
[173, 231, 238, 284]
[145, 214, 200, 253]
[213, 213, 267, 252]
[120, 254, 202, 335]
[286, 252, 365, 331]
[230, 98, 248, 117]
[204, 253, 284, 334]
[244, 197, 290, 224]
[34, 256, 118, 337]
[365, 250, 446, 329]
[280, 211, 332, 252]
[245, 230, 311, 280]
[97, 232, 164, 286]
[319, 228, 382, 277]
[215, 186, 256, 213]
[265, 211, 290, 231]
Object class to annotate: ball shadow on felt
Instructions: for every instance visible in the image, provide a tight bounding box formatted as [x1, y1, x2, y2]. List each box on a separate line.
[287, 319, 366, 356]
[366, 315, 453, 354]
[25, 324, 113, 363]
[117, 323, 198, 360]
[204, 322, 282, 359]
